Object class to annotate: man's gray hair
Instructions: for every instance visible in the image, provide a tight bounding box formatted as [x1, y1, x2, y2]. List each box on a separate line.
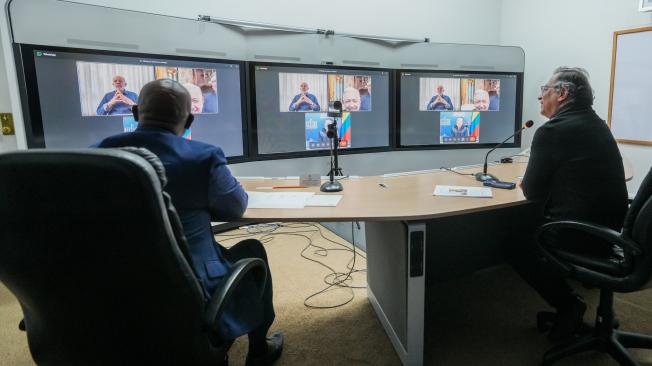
[552, 67, 594, 106]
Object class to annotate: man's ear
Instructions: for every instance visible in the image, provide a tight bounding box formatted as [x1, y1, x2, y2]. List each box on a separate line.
[184, 113, 194, 129]
[558, 86, 570, 102]
[132, 105, 139, 121]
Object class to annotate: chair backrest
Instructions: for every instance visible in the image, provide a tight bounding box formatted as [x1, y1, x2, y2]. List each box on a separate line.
[0, 149, 226, 365]
[622, 168, 652, 290]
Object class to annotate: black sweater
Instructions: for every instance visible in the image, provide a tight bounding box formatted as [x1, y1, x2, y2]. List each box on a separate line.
[522, 104, 628, 231]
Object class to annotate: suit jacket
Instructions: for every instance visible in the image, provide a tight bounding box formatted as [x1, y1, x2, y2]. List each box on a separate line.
[522, 104, 628, 232]
[95, 126, 259, 339]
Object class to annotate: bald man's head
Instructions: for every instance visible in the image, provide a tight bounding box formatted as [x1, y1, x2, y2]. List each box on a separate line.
[133, 79, 194, 135]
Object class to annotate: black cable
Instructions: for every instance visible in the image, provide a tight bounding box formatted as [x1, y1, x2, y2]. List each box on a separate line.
[214, 221, 368, 308]
[440, 166, 475, 176]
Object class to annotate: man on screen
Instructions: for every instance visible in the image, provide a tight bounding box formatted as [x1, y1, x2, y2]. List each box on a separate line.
[426, 85, 454, 111]
[201, 74, 218, 114]
[182, 83, 205, 114]
[472, 89, 490, 111]
[509, 67, 627, 343]
[288, 82, 320, 112]
[96, 75, 138, 116]
[451, 117, 469, 137]
[94, 79, 284, 365]
[342, 87, 361, 112]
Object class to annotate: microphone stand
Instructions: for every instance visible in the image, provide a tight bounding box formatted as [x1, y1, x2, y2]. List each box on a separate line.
[321, 111, 344, 193]
[475, 122, 532, 182]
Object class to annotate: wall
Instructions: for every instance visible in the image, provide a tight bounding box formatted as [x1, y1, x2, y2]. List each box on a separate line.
[0, 27, 17, 151]
[499, 0, 652, 195]
[63, 0, 503, 45]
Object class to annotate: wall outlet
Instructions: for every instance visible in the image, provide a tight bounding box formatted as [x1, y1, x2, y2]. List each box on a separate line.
[1, 113, 14, 135]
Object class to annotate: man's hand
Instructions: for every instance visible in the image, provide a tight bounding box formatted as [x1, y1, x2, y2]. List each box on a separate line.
[106, 93, 121, 110]
[118, 94, 136, 106]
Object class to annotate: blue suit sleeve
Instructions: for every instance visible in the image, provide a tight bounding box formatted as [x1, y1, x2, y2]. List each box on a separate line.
[426, 96, 436, 110]
[207, 147, 248, 221]
[444, 96, 454, 110]
[289, 95, 300, 111]
[309, 94, 320, 111]
[96, 93, 111, 115]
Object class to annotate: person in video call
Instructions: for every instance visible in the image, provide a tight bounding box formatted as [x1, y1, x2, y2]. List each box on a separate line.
[342, 87, 362, 112]
[426, 85, 454, 111]
[359, 86, 371, 111]
[510, 67, 627, 343]
[472, 89, 490, 111]
[182, 83, 205, 114]
[488, 82, 500, 111]
[450, 117, 469, 137]
[288, 81, 320, 112]
[96, 75, 139, 116]
[94, 79, 284, 366]
[201, 74, 218, 114]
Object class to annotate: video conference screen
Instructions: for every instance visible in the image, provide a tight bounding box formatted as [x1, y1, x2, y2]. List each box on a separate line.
[21, 45, 246, 157]
[252, 63, 391, 155]
[399, 71, 522, 146]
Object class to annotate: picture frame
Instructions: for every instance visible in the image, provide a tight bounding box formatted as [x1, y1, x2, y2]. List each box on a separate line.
[640, 0, 652, 12]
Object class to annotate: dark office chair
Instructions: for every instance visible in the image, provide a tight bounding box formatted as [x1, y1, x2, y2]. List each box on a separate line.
[536, 168, 652, 366]
[0, 148, 266, 365]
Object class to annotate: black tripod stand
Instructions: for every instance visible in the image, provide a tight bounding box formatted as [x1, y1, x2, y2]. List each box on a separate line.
[321, 102, 344, 193]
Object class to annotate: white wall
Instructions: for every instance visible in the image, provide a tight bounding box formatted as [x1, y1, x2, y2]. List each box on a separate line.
[500, 0, 652, 194]
[66, 0, 503, 45]
[0, 27, 17, 151]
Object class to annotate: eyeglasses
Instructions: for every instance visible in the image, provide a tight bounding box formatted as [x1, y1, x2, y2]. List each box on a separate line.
[539, 85, 558, 95]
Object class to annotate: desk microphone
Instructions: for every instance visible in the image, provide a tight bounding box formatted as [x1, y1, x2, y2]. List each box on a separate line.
[475, 120, 534, 182]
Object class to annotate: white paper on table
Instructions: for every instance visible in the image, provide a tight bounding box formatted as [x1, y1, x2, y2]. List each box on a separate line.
[305, 195, 342, 207]
[246, 191, 315, 209]
[433, 185, 493, 198]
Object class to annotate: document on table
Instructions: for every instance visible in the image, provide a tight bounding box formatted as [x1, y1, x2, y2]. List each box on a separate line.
[246, 191, 315, 209]
[433, 185, 493, 198]
[305, 195, 342, 207]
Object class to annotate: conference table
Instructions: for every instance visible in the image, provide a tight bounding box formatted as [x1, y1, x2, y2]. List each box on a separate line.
[238, 159, 633, 366]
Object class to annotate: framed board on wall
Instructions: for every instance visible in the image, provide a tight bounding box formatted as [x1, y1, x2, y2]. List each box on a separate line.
[608, 26, 652, 146]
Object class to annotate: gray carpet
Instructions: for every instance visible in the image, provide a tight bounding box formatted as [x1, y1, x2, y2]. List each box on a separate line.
[1, 224, 652, 365]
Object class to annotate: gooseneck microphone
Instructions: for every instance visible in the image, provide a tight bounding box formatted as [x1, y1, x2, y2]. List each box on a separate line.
[474, 120, 534, 182]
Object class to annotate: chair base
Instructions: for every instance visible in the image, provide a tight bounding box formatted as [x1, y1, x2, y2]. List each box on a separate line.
[541, 329, 652, 366]
[541, 291, 652, 366]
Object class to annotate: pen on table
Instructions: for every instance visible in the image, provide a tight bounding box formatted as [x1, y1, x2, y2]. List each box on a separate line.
[378, 183, 388, 188]
[272, 186, 307, 189]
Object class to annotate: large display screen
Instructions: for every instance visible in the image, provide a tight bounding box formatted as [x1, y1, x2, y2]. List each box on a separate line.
[18, 44, 247, 157]
[251, 63, 391, 155]
[399, 71, 522, 147]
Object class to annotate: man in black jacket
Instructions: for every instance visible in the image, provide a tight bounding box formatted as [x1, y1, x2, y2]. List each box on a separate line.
[511, 67, 628, 342]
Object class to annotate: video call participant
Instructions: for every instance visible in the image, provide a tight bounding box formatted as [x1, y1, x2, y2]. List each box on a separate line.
[472, 89, 490, 111]
[489, 83, 500, 111]
[201, 74, 218, 114]
[512, 67, 628, 343]
[426, 85, 454, 111]
[96, 75, 138, 116]
[94, 79, 284, 366]
[182, 83, 205, 114]
[359, 86, 371, 111]
[451, 117, 469, 137]
[288, 82, 320, 112]
[342, 87, 362, 112]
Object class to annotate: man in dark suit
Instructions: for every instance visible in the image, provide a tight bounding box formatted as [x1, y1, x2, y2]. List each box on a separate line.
[95, 79, 283, 366]
[513, 67, 628, 342]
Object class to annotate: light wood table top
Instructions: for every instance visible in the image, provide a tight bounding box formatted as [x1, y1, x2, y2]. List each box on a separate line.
[240, 163, 530, 222]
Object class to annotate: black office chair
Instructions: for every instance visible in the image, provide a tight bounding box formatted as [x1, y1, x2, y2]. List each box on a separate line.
[536, 168, 652, 366]
[0, 148, 266, 365]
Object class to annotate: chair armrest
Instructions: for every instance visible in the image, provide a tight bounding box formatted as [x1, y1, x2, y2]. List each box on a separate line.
[536, 220, 642, 256]
[203, 258, 267, 332]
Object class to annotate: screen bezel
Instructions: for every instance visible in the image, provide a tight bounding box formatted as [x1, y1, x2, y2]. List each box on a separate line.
[14, 43, 250, 162]
[248, 61, 395, 161]
[395, 69, 524, 150]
